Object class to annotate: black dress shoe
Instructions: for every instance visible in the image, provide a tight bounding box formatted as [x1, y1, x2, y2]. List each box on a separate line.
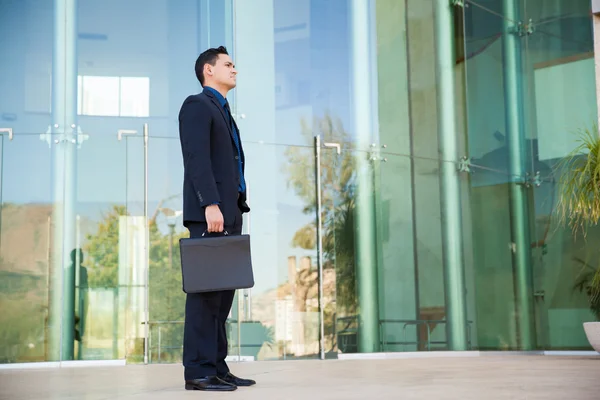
[218, 372, 256, 387]
[185, 376, 237, 391]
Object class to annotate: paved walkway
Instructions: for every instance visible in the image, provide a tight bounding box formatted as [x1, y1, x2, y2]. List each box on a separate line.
[1, 355, 599, 399]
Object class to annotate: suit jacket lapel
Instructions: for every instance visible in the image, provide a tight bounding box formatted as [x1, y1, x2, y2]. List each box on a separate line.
[204, 91, 234, 141]
[232, 117, 244, 156]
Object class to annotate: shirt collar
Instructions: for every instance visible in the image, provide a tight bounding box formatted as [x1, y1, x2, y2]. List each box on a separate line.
[204, 86, 227, 108]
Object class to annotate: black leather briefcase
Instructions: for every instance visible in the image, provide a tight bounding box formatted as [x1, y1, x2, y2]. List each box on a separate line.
[179, 232, 254, 293]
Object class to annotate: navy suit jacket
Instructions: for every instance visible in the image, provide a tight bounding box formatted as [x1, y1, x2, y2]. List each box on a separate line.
[178, 89, 250, 228]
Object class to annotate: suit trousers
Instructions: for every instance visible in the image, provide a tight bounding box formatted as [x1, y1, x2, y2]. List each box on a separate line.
[183, 211, 243, 379]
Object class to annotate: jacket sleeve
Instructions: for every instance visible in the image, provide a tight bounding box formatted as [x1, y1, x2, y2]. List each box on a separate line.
[179, 99, 220, 207]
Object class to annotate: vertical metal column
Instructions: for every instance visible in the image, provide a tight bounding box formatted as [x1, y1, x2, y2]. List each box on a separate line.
[314, 135, 325, 360]
[502, 0, 536, 350]
[433, 0, 468, 350]
[350, 0, 380, 354]
[49, 0, 78, 361]
[143, 123, 150, 364]
[61, 0, 78, 361]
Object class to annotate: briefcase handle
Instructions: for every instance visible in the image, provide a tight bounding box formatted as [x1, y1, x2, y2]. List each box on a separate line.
[201, 230, 230, 237]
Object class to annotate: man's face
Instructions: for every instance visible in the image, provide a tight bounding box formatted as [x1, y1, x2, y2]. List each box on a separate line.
[205, 53, 237, 89]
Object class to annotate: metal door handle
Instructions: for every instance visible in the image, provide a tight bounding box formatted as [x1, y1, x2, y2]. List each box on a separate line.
[117, 129, 137, 140]
[0, 128, 13, 140]
[323, 142, 341, 154]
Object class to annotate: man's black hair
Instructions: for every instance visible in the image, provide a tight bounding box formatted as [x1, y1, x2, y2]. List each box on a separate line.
[195, 46, 229, 86]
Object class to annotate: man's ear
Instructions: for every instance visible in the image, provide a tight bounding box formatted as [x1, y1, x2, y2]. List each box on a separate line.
[204, 64, 213, 78]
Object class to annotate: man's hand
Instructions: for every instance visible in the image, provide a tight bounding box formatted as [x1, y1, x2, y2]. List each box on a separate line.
[205, 205, 224, 232]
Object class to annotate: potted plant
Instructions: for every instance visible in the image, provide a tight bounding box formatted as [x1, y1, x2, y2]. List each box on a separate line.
[573, 258, 600, 352]
[555, 124, 600, 352]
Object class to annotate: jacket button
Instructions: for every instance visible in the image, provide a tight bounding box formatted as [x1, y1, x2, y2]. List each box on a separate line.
[235, 156, 239, 160]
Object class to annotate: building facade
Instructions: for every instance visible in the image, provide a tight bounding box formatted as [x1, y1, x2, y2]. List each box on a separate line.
[0, 0, 598, 364]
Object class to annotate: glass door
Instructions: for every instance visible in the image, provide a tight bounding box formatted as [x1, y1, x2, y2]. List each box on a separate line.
[144, 132, 189, 364]
[315, 137, 388, 357]
[234, 141, 321, 360]
[73, 127, 145, 362]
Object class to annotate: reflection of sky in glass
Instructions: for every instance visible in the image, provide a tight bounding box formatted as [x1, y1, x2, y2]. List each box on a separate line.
[80, 76, 120, 117]
[77, 76, 150, 118]
[120, 77, 150, 117]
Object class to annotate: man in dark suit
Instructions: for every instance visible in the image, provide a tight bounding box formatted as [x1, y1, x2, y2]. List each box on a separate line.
[178, 46, 254, 392]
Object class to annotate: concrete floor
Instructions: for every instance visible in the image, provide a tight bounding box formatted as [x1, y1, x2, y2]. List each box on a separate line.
[1, 355, 599, 400]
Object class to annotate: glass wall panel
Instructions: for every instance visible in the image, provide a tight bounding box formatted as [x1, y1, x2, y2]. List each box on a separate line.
[374, 0, 419, 353]
[404, 1, 446, 344]
[0, 135, 58, 363]
[0, 1, 64, 363]
[523, 0, 598, 350]
[463, 0, 537, 351]
[463, 0, 597, 350]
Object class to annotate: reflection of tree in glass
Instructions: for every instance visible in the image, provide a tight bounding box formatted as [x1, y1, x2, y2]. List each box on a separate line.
[84, 206, 124, 289]
[84, 204, 276, 361]
[0, 257, 46, 362]
[283, 114, 359, 339]
[83, 204, 187, 362]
